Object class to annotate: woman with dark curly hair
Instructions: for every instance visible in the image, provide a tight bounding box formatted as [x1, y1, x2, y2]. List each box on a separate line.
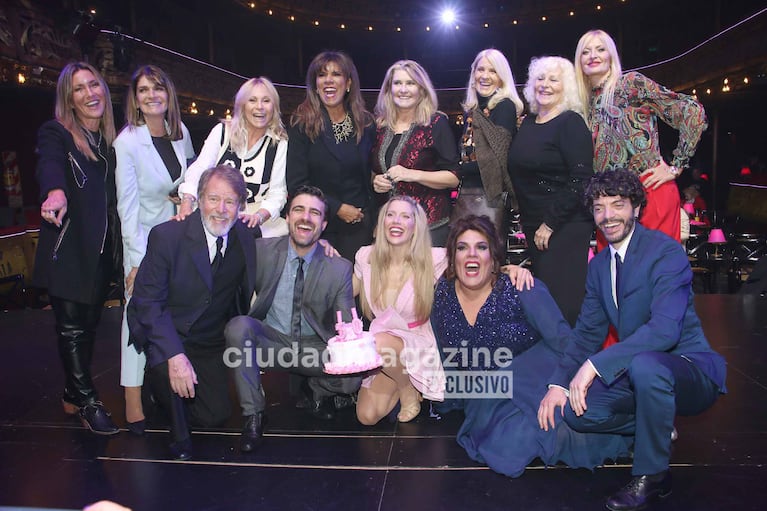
[431, 215, 630, 478]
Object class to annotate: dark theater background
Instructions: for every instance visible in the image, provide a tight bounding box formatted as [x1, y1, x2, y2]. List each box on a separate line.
[1, 2, 767, 511]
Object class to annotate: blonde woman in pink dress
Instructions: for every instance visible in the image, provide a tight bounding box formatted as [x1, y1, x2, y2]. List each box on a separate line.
[354, 196, 447, 424]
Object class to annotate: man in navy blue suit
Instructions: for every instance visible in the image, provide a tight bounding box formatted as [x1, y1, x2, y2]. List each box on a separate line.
[538, 168, 726, 511]
[129, 165, 257, 460]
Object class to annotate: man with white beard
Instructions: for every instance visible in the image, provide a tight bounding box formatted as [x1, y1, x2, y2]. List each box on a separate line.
[129, 165, 257, 460]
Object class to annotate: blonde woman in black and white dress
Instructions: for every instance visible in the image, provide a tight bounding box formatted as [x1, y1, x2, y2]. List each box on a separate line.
[178, 77, 288, 238]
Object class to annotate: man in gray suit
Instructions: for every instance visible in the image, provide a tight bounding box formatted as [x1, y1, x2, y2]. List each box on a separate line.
[224, 185, 361, 453]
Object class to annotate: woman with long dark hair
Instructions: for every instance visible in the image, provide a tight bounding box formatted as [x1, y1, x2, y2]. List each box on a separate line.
[287, 51, 375, 261]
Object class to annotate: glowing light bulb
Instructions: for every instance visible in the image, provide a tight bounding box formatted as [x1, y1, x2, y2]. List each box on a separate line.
[440, 9, 456, 25]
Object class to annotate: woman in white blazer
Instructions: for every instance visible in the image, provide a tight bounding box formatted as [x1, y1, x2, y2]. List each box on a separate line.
[177, 77, 288, 238]
[114, 65, 195, 434]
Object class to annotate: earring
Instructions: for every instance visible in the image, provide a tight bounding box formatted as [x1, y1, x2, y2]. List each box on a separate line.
[347, 87, 350, 93]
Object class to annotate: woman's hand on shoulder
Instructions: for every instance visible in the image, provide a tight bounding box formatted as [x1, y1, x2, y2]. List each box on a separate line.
[239, 210, 268, 229]
[173, 196, 195, 221]
[318, 239, 340, 258]
[500, 264, 534, 291]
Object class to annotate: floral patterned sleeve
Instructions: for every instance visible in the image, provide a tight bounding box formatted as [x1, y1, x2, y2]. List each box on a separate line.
[625, 71, 707, 169]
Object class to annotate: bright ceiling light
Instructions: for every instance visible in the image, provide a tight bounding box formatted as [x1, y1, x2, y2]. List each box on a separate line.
[440, 8, 456, 25]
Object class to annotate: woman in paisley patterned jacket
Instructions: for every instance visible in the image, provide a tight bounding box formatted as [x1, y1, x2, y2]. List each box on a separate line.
[575, 29, 707, 247]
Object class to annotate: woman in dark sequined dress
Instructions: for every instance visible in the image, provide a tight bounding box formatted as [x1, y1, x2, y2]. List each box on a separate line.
[431, 215, 630, 477]
[370, 60, 460, 246]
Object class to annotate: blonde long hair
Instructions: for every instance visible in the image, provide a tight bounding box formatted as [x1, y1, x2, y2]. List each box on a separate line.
[375, 60, 438, 129]
[462, 48, 524, 115]
[574, 29, 623, 119]
[54, 62, 116, 161]
[362, 196, 435, 322]
[228, 77, 287, 155]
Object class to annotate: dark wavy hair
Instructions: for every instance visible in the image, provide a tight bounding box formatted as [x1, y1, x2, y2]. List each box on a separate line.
[290, 50, 373, 143]
[583, 168, 647, 211]
[445, 215, 504, 280]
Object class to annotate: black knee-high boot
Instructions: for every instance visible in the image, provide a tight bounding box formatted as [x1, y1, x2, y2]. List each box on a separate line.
[51, 296, 118, 435]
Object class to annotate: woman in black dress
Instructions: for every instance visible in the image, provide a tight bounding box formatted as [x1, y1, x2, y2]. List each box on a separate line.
[507, 56, 594, 326]
[34, 62, 121, 435]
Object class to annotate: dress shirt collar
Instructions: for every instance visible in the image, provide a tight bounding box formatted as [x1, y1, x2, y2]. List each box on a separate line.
[287, 242, 318, 267]
[202, 217, 229, 263]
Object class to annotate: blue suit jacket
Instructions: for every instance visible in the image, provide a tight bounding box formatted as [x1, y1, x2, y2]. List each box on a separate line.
[127, 210, 258, 367]
[551, 223, 726, 392]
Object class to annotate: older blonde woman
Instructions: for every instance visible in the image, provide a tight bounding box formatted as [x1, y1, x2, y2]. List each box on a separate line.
[178, 77, 288, 237]
[455, 48, 524, 236]
[371, 60, 460, 246]
[507, 56, 594, 326]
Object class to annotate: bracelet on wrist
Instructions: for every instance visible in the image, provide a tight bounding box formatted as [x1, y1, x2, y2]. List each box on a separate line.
[667, 165, 681, 177]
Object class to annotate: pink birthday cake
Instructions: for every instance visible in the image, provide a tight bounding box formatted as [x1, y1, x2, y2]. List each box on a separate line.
[324, 308, 382, 374]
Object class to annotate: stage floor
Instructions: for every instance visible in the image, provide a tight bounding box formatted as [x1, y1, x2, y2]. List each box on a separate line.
[1, 294, 766, 511]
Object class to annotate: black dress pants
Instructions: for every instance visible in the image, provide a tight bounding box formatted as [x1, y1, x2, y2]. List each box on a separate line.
[148, 343, 231, 442]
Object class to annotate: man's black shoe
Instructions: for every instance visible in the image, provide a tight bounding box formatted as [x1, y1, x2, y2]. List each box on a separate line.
[79, 401, 120, 435]
[606, 471, 672, 511]
[240, 412, 265, 453]
[333, 393, 357, 410]
[307, 397, 334, 420]
[169, 438, 192, 461]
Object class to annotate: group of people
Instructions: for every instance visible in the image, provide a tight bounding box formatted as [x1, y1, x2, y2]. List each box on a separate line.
[33, 28, 723, 511]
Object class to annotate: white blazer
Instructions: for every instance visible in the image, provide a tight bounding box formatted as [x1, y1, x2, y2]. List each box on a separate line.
[114, 123, 196, 272]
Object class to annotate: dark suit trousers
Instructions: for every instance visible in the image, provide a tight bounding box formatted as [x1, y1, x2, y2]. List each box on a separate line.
[148, 343, 231, 442]
[563, 351, 720, 475]
[224, 315, 361, 415]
